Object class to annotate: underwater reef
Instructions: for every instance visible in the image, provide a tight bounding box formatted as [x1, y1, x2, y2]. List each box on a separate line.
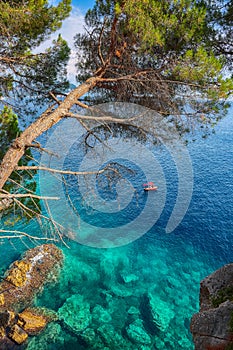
[28, 241, 198, 350]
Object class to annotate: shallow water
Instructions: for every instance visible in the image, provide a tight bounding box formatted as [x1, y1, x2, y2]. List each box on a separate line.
[1, 106, 233, 349]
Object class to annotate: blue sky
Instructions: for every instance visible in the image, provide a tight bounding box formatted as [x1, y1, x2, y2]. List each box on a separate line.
[50, 0, 95, 13]
[72, 0, 95, 13]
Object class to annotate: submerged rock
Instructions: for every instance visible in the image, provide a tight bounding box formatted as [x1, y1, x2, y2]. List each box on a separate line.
[25, 322, 75, 350]
[92, 304, 112, 325]
[97, 324, 132, 349]
[126, 319, 151, 345]
[58, 294, 91, 333]
[111, 284, 133, 298]
[145, 293, 175, 332]
[79, 328, 106, 350]
[120, 271, 139, 284]
[127, 306, 140, 315]
[191, 263, 233, 349]
[80, 327, 96, 344]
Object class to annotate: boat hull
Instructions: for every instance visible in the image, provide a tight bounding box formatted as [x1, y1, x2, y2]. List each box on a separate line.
[144, 187, 158, 191]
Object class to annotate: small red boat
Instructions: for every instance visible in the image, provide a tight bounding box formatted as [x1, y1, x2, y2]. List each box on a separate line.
[143, 182, 158, 191]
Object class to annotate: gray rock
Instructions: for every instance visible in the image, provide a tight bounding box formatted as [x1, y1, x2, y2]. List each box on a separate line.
[200, 263, 233, 311]
[191, 300, 233, 349]
[191, 263, 233, 349]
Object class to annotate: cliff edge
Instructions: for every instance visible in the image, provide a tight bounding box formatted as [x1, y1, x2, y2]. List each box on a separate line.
[191, 264, 233, 350]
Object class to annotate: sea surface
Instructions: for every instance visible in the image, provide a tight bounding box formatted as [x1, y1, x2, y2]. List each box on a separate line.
[0, 105, 233, 349]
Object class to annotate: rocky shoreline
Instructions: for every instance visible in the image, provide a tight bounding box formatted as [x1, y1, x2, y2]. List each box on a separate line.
[191, 264, 233, 350]
[0, 244, 63, 348]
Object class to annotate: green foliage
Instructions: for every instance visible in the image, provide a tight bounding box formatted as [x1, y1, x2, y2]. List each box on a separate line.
[0, 1, 72, 223]
[211, 286, 233, 308]
[0, 107, 20, 161]
[174, 47, 223, 83]
[75, 0, 233, 133]
[200, 0, 233, 68]
[123, 0, 206, 51]
[0, 0, 71, 114]
[0, 0, 71, 50]
[0, 107, 40, 222]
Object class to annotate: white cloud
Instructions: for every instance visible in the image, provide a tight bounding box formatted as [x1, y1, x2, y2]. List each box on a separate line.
[58, 7, 85, 82]
[36, 6, 85, 83]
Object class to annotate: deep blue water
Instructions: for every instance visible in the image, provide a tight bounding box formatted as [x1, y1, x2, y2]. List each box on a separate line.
[0, 105, 233, 349]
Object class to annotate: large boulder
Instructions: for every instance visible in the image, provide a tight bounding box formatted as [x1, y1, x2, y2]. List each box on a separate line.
[17, 307, 57, 335]
[0, 244, 63, 312]
[144, 293, 175, 332]
[191, 264, 233, 349]
[0, 244, 63, 348]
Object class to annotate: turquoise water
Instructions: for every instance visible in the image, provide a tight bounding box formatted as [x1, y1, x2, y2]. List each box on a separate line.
[1, 107, 233, 349]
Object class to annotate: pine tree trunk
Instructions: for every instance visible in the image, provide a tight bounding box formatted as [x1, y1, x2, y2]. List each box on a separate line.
[0, 77, 100, 190]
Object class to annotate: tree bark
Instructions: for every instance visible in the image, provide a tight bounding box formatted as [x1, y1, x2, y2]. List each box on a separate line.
[0, 76, 100, 190]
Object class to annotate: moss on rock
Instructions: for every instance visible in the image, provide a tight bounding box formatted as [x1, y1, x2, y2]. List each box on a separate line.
[211, 286, 233, 308]
[0, 294, 4, 306]
[6, 260, 31, 287]
[18, 310, 47, 335]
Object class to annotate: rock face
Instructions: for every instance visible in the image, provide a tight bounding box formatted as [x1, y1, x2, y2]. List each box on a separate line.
[190, 263, 233, 349]
[0, 244, 63, 348]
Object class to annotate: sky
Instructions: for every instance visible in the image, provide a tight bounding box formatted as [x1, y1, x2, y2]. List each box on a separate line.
[64, 0, 95, 80]
[40, 0, 95, 81]
[72, 0, 95, 12]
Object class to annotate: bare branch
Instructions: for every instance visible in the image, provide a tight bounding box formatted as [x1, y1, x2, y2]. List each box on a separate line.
[49, 91, 61, 105]
[25, 142, 59, 157]
[66, 112, 138, 123]
[0, 193, 59, 200]
[98, 17, 107, 66]
[44, 200, 69, 248]
[0, 229, 59, 241]
[76, 100, 89, 109]
[15, 165, 108, 176]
